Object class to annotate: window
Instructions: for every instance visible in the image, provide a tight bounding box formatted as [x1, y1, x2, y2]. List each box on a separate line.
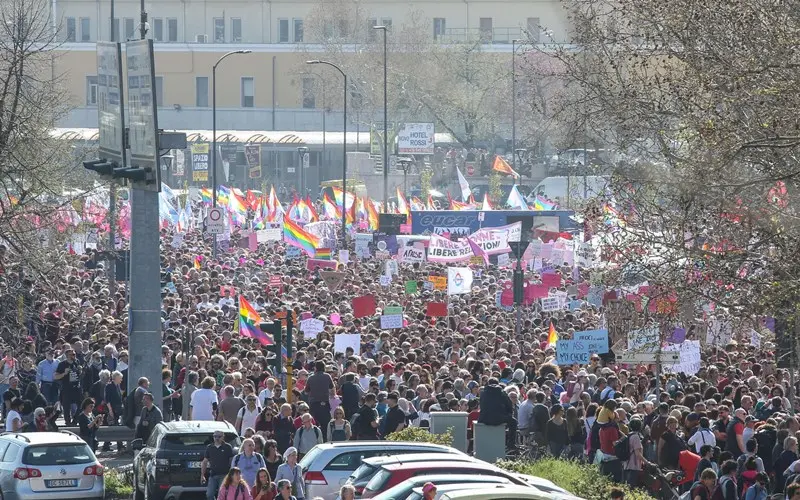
[278, 19, 289, 43]
[152, 18, 163, 41]
[433, 17, 446, 40]
[367, 18, 377, 40]
[231, 18, 242, 42]
[23, 445, 94, 466]
[80, 17, 90, 41]
[380, 18, 392, 30]
[527, 17, 540, 42]
[293, 19, 303, 42]
[86, 76, 98, 105]
[111, 17, 120, 41]
[124, 18, 135, 40]
[213, 17, 225, 42]
[167, 18, 178, 41]
[325, 451, 376, 470]
[2, 444, 19, 463]
[301, 77, 315, 108]
[155, 76, 163, 107]
[241, 77, 254, 107]
[479, 17, 493, 41]
[65, 17, 76, 41]
[196, 77, 208, 107]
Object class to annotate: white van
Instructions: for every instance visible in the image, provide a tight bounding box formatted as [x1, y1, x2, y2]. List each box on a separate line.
[528, 175, 610, 202]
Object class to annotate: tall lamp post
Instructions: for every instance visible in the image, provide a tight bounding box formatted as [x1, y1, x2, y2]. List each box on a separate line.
[511, 39, 523, 178]
[373, 25, 389, 211]
[212, 50, 250, 259]
[306, 60, 348, 237]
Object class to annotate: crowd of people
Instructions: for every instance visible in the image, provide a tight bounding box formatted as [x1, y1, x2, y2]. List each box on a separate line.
[1, 208, 800, 500]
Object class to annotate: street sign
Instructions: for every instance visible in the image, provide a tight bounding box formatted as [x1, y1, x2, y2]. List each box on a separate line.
[206, 207, 225, 235]
[125, 39, 160, 191]
[616, 351, 680, 365]
[96, 42, 125, 163]
[302, 153, 310, 169]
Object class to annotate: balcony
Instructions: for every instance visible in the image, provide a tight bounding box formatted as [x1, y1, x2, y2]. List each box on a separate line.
[436, 27, 531, 44]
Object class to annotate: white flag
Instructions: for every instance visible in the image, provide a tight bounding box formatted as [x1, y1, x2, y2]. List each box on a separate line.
[456, 166, 472, 202]
[447, 267, 474, 295]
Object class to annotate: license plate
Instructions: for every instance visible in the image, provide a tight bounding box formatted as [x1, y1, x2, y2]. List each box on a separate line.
[187, 461, 202, 469]
[45, 479, 78, 488]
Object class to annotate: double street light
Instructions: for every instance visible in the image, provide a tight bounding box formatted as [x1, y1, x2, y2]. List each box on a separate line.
[373, 25, 389, 211]
[306, 60, 348, 238]
[212, 49, 251, 258]
[512, 38, 524, 179]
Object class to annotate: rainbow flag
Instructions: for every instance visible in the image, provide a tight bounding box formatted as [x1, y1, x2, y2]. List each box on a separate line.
[283, 218, 319, 256]
[315, 248, 332, 260]
[229, 192, 248, 226]
[217, 186, 231, 208]
[365, 196, 379, 231]
[200, 188, 212, 205]
[534, 195, 556, 211]
[396, 187, 409, 215]
[239, 296, 273, 346]
[547, 321, 558, 346]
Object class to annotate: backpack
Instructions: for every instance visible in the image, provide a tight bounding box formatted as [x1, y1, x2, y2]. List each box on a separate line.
[234, 452, 265, 469]
[614, 432, 634, 462]
[297, 425, 320, 443]
[711, 476, 732, 500]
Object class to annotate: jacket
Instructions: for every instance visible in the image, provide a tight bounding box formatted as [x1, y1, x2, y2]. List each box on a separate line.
[218, 483, 253, 500]
[477, 384, 512, 425]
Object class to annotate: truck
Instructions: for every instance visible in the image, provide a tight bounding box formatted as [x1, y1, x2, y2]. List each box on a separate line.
[527, 175, 610, 203]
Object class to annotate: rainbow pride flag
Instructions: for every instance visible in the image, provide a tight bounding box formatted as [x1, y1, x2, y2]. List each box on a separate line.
[315, 248, 332, 259]
[533, 195, 556, 211]
[283, 218, 319, 256]
[239, 296, 273, 346]
[200, 188, 212, 205]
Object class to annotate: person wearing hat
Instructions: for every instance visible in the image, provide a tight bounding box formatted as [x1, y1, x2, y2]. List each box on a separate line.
[421, 482, 437, 500]
[274, 447, 305, 500]
[382, 392, 406, 437]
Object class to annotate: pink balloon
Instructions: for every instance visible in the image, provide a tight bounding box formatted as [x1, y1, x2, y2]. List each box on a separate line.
[330, 313, 341, 325]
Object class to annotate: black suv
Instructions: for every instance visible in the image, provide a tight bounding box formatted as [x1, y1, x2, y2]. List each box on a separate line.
[132, 421, 240, 500]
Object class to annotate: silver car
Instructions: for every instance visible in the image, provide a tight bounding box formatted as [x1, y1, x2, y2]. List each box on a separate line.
[0, 431, 104, 500]
[299, 441, 466, 499]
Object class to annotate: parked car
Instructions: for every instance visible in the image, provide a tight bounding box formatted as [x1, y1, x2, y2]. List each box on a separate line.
[0, 431, 105, 500]
[344, 452, 475, 496]
[131, 421, 241, 500]
[439, 485, 577, 499]
[372, 473, 513, 500]
[302, 442, 466, 499]
[361, 460, 529, 498]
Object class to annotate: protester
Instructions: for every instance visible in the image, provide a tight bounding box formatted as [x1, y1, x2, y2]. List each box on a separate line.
[217, 467, 252, 500]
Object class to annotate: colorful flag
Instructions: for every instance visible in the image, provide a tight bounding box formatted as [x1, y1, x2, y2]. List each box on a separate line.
[507, 185, 528, 210]
[365, 197, 379, 231]
[492, 155, 519, 178]
[482, 193, 493, 211]
[447, 267, 474, 295]
[239, 295, 273, 346]
[467, 237, 489, 266]
[315, 248, 332, 259]
[456, 166, 472, 202]
[533, 195, 556, 211]
[283, 218, 319, 256]
[200, 188, 212, 205]
[396, 187, 409, 215]
[548, 321, 559, 346]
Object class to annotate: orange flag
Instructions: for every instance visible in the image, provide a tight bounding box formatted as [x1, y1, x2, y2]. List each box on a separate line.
[493, 155, 519, 178]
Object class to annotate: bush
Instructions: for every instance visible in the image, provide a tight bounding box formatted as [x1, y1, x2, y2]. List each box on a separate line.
[385, 426, 453, 446]
[104, 468, 134, 499]
[497, 458, 656, 500]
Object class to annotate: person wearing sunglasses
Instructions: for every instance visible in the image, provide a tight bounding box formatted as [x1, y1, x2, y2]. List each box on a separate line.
[275, 479, 295, 500]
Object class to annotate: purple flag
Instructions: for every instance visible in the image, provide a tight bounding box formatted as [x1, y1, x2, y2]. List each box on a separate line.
[668, 327, 686, 344]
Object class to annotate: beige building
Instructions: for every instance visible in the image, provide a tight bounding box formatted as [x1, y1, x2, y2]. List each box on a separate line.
[54, 0, 571, 131]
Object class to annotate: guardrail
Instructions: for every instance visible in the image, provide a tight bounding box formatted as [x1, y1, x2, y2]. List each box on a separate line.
[61, 425, 135, 442]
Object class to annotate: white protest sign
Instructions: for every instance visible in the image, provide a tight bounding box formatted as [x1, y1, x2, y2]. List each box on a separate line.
[334, 333, 361, 355]
[379, 275, 391, 286]
[534, 257, 543, 271]
[663, 340, 702, 375]
[385, 260, 398, 276]
[550, 248, 565, 266]
[706, 317, 733, 346]
[380, 314, 403, 329]
[354, 233, 372, 259]
[576, 242, 595, 268]
[256, 222, 283, 242]
[171, 233, 184, 248]
[338, 250, 350, 265]
[427, 233, 473, 263]
[399, 245, 425, 263]
[468, 228, 511, 255]
[750, 329, 760, 348]
[541, 296, 561, 312]
[497, 253, 510, 267]
[628, 326, 660, 352]
[300, 318, 324, 338]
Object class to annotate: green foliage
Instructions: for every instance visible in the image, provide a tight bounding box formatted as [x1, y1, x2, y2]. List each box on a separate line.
[419, 168, 434, 197]
[385, 426, 453, 447]
[488, 173, 504, 204]
[497, 458, 656, 500]
[104, 468, 134, 498]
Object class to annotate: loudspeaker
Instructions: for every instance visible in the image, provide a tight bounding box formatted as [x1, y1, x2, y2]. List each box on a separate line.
[379, 213, 406, 235]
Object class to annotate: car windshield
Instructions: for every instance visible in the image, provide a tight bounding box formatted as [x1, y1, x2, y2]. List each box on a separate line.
[364, 468, 392, 493]
[161, 433, 239, 449]
[23, 444, 95, 466]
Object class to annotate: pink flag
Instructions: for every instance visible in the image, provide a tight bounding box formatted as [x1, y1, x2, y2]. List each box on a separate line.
[467, 237, 489, 265]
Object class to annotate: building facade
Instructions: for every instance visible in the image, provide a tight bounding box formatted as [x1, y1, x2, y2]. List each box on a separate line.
[54, 0, 571, 131]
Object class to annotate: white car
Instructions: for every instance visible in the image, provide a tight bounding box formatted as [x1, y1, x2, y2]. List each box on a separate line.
[439, 485, 584, 500]
[299, 441, 465, 499]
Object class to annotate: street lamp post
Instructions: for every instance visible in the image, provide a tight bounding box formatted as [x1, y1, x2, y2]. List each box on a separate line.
[297, 147, 308, 195]
[212, 50, 251, 259]
[512, 39, 523, 179]
[373, 25, 389, 211]
[306, 60, 348, 237]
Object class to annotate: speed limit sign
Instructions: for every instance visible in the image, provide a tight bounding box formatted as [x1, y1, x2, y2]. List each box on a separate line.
[206, 207, 225, 235]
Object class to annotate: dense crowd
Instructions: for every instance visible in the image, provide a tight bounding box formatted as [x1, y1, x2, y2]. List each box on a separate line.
[0, 214, 799, 500]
